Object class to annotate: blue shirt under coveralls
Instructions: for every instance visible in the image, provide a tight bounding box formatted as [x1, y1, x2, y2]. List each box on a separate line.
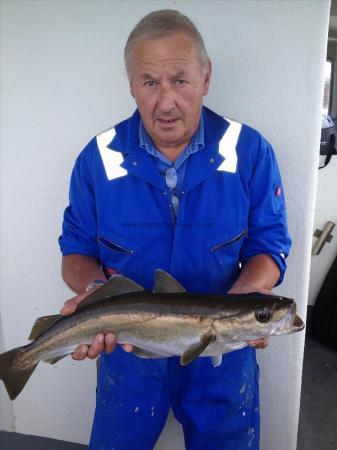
[59, 106, 291, 450]
[139, 114, 204, 218]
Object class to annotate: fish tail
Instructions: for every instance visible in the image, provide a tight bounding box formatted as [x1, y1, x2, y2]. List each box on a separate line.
[0, 347, 38, 400]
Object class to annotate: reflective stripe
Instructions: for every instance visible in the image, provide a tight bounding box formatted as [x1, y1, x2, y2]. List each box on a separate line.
[96, 128, 127, 180]
[217, 118, 242, 173]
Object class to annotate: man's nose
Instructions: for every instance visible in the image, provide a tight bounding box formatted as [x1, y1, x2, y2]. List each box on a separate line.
[157, 84, 176, 112]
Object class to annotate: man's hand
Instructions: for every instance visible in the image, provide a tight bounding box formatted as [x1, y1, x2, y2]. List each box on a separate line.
[247, 337, 269, 349]
[227, 254, 281, 351]
[60, 291, 133, 360]
[61, 255, 134, 360]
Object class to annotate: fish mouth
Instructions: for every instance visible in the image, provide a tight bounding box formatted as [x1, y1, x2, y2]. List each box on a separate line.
[290, 314, 305, 333]
[289, 302, 305, 333]
[274, 303, 305, 335]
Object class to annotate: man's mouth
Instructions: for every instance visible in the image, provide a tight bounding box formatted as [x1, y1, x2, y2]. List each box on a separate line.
[157, 118, 180, 124]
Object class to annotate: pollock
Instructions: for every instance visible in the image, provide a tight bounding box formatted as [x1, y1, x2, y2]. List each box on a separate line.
[0, 270, 304, 400]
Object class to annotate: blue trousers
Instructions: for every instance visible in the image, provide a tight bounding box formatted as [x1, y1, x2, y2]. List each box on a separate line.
[89, 346, 260, 450]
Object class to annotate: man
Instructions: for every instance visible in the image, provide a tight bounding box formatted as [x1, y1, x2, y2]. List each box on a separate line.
[59, 9, 291, 450]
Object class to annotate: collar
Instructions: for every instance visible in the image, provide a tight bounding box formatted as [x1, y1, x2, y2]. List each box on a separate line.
[106, 107, 230, 192]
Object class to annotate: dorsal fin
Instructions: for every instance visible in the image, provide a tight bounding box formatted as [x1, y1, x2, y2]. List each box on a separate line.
[153, 269, 186, 294]
[29, 314, 61, 340]
[77, 274, 144, 310]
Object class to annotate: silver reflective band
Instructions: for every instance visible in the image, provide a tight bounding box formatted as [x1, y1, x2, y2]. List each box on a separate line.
[217, 118, 242, 173]
[97, 128, 127, 180]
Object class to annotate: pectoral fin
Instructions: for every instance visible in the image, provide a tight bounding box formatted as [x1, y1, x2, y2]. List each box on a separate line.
[180, 331, 216, 366]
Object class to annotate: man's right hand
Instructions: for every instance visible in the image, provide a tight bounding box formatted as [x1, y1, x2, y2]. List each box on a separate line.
[60, 291, 133, 360]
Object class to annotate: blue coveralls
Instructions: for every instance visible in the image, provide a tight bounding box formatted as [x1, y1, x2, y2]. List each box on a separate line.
[59, 106, 291, 450]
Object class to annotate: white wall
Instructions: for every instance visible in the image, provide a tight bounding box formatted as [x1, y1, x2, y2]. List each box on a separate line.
[0, 1, 330, 450]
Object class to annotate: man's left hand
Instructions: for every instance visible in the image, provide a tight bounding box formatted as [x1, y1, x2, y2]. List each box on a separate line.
[247, 337, 269, 349]
[227, 274, 273, 350]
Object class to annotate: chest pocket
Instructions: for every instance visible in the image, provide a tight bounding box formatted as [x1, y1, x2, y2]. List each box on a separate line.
[205, 227, 247, 293]
[97, 235, 143, 284]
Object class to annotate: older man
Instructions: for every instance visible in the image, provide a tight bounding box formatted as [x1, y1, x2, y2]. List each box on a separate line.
[59, 9, 291, 450]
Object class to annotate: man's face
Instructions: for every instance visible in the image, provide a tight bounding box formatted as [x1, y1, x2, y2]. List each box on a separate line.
[129, 33, 211, 154]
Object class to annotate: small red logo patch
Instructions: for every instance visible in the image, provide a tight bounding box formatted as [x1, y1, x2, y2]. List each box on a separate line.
[105, 267, 120, 278]
[275, 186, 282, 197]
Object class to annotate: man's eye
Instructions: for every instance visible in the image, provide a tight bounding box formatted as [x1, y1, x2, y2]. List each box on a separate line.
[175, 79, 186, 85]
[144, 80, 156, 87]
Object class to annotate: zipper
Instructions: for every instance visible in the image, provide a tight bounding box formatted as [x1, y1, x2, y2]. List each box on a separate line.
[97, 236, 134, 254]
[169, 200, 177, 225]
[161, 190, 176, 226]
[211, 228, 248, 252]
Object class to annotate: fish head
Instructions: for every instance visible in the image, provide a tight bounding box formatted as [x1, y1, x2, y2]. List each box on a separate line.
[214, 295, 305, 342]
[269, 298, 305, 336]
[253, 297, 304, 337]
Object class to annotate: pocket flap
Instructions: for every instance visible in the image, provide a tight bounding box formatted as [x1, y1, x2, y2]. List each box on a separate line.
[208, 228, 248, 252]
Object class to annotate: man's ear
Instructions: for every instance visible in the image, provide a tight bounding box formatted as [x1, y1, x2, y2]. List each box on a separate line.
[203, 60, 212, 96]
[130, 81, 135, 98]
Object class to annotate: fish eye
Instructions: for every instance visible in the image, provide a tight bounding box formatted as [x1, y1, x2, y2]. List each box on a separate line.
[255, 307, 271, 323]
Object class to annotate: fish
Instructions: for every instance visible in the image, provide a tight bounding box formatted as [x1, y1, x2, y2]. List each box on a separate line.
[0, 269, 304, 400]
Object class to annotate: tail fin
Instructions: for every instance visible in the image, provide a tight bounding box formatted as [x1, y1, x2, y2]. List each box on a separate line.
[0, 347, 38, 400]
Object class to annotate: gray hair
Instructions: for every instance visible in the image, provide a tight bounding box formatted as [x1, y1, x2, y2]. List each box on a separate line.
[124, 9, 210, 79]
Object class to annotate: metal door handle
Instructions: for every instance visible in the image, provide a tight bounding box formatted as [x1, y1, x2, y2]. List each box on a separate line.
[312, 221, 335, 255]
